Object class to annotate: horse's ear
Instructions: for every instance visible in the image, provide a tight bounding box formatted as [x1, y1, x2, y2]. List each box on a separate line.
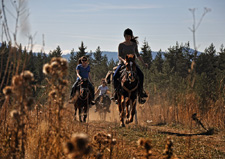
[132, 54, 135, 61]
[125, 54, 128, 61]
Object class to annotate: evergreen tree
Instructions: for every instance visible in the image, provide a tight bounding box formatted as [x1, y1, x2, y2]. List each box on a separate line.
[218, 44, 225, 71]
[76, 41, 88, 59]
[49, 45, 62, 58]
[68, 48, 77, 83]
[92, 46, 108, 84]
[164, 42, 190, 78]
[140, 39, 152, 69]
[153, 49, 164, 73]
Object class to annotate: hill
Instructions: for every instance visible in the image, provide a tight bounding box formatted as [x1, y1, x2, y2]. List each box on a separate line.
[62, 51, 160, 62]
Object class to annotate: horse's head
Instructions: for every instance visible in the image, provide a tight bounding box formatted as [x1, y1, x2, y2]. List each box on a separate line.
[79, 78, 89, 99]
[125, 54, 137, 83]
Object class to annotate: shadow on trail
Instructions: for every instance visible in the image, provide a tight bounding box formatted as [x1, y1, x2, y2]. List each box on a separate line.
[158, 128, 214, 136]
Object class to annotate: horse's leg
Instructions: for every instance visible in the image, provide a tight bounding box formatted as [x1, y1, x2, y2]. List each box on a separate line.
[83, 105, 87, 122]
[74, 104, 77, 121]
[79, 107, 82, 122]
[125, 99, 130, 124]
[119, 96, 125, 127]
[125, 98, 129, 118]
[129, 98, 137, 123]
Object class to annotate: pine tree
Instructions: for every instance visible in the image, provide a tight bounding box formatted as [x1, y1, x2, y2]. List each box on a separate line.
[68, 48, 77, 83]
[76, 41, 88, 59]
[140, 39, 152, 69]
[92, 46, 108, 84]
[153, 49, 164, 73]
[49, 45, 62, 58]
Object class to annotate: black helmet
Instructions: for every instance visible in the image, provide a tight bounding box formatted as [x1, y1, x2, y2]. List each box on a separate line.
[124, 28, 133, 37]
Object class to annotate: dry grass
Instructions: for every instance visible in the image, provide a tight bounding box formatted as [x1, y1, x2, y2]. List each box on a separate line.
[0, 57, 224, 159]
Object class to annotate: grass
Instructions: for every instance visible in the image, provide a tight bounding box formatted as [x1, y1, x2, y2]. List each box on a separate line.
[0, 57, 224, 159]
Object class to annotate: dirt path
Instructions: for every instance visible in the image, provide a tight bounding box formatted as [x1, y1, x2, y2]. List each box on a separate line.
[66, 102, 225, 159]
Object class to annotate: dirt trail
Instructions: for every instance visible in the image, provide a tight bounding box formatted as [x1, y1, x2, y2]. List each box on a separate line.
[66, 102, 225, 158]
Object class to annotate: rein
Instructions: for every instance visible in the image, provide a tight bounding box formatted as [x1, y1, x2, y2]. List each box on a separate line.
[78, 88, 89, 101]
[121, 82, 138, 99]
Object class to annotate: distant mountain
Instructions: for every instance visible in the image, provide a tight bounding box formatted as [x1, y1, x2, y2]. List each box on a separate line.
[62, 51, 159, 62]
[36, 48, 202, 62]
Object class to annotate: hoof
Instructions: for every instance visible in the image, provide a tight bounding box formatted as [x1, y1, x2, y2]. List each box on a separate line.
[120, 123, 125, 127]
[129, 118, 133, 123]
[125, 119, 129, 124]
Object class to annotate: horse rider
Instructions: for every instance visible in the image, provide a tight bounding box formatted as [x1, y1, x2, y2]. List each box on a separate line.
[70, 56, 95, 105]
[94, 79, 111, 113]
[112, 28, 148, 104]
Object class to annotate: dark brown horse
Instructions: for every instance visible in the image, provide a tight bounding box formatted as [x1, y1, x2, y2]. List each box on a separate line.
[73, 78, 90, 122]
[95, 94, 111, 120]
[117, 54, 139, 127]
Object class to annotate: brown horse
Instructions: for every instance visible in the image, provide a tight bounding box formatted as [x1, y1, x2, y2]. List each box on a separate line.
[73, 78, 90, 122]
[117, 54, 139, 127]
[95, 94, 111, 120]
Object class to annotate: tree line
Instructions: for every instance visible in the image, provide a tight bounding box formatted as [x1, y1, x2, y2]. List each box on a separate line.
[0, 40, 224, 112]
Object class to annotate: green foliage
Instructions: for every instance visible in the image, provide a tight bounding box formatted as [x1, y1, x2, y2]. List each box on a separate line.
[91, 46, 109, 85]
[0, 40, 224, 114]
[140, 39, 152, 68]
[49, 45, 62, 58]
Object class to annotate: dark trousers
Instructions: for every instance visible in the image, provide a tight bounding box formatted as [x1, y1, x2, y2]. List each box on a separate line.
[113, 64, 144, 90]
[71, 79, 95, 100]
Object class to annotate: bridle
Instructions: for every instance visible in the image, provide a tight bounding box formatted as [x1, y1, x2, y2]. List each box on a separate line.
[121, 60, 138, 99]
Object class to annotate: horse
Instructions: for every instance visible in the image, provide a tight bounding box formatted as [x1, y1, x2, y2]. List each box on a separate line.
[117, 54, 139, 127]
[73, 78, 91, 122]
[95, 93, 111, 120]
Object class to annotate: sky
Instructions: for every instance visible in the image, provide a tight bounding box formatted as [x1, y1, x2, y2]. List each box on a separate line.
[3, 0, 225, 54]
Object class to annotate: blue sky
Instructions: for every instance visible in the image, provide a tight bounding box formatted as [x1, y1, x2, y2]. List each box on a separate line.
[4, 0, 225, 54]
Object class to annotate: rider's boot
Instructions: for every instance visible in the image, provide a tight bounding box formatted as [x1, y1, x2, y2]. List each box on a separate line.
[138, 87, 148, 104]
[139, 89, 148, 98]
[138, 96, 146, 104]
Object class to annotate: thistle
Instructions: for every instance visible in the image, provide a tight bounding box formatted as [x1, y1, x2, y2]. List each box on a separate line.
[63, 133, 92, 159]
[137, 138, 152, 159]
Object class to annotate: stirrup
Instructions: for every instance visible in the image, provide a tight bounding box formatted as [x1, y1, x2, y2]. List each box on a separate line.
[140, 90, 148, 98]
[138, 97, 146, 104]
[91, 101, 95, 105]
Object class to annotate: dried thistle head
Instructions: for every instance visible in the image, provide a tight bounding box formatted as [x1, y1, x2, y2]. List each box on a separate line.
[43, 63, 52, 75]
[60, 58, 68, 71]
[71, 133, 89, 151]
[64, 133, 92, 159]
[20, 70, 34, 82]
[48, 90, 57, 99]
[3, 86, 13, 96]
[10, 110, 20, 121]
[12, 75, 23, 87]
[51, 57, 61, 64]
[93, 132, 116, 145]
[138, 138, 152, 151]
[63, 142, 75, 154]
[51, 61, 60, 70]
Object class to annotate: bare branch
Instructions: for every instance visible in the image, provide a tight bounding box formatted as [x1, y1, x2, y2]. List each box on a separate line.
[188, 7, 211, 51]
[1, 0, 12, 42]
[196, 7, 211, 30]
